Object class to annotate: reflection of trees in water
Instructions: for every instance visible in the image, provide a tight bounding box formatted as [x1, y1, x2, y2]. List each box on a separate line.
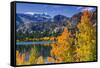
[16, 44, 52, 59]
[16, 44, 53, 65]
[39, 45, 52, 57]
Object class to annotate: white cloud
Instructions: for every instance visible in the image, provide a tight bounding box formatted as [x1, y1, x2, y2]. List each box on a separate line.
[82, 7, 94, 11]
[77, 7, 95, 12]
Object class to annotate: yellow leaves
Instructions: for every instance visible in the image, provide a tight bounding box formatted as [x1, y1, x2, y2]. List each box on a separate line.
[28, 47, 38, 64]
[16, 40, 20, 42]
[77, 22, 81, 29]
[42, 37, 50, 41]
[91, 40, 96, 44]
[16, 50, 19, 57]
[75, 10, 96, 62]
[36, 56, 45, 64]
[29, 54, 36, 64]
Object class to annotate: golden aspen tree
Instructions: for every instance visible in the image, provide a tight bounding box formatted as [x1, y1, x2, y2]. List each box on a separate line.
[50, 27, 73, 63]
[29, 47, 38, 64]
[75, 10, 96, 61]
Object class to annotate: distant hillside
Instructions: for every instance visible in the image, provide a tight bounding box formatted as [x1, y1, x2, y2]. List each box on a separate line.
[16, 11, 96, 39]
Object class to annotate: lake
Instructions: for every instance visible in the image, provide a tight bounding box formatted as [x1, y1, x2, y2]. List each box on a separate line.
[16, 41, 56, 45]
[16, 41, 55, 64]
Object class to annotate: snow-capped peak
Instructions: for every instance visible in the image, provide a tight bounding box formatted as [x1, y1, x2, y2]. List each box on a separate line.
[23, 12, 48, 16]
[24, 12, 34, 15]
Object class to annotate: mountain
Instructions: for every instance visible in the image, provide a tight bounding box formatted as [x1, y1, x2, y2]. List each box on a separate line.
[53, 15, 69, 23]
[69, 11, 96, 28]
[16, 13, 52, 23]
[16, 14, 24, 28]
[16, 11, 97, 38]
[16, 13, 69, 36]
[91, 11, 97, 25]
[69, 12, 82, 28]
[16, 13, 52, 31]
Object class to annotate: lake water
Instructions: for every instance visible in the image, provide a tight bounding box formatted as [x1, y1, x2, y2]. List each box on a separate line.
[16, 41, 55, 64]
[16, 41, 56, 45]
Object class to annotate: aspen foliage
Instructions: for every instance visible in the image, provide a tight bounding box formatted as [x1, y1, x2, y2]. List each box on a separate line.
[75, 10, 96, 61]
[50, 27, 73, 62]
[36, 56, 45, 64]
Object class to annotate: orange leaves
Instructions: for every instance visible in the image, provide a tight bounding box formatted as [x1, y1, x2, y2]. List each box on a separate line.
[16, 50, 24, 65]
[47, 56, 64, 63]
[57, 57, 64, 62]
[82, 10, 91, 18]
[57, 27, 70, 45]
[62, 27, 69, 36]
[16, 47, 38, 65]
[50, 27, 73, 62]
[47, 57, 55, 62]
[50, 37, 55, 41]
[61, 27, 70, 40]
[51, 46, 60, 57]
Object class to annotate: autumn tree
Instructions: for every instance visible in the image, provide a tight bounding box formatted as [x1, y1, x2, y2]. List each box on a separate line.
[50, 27, 73, 63]
[16, 50, 24, 65]
[29, 46, 38, 64]
[75, 10, 96, 61]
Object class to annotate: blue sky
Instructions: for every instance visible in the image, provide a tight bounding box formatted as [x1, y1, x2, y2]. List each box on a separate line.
[16, 3, 96, 17]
